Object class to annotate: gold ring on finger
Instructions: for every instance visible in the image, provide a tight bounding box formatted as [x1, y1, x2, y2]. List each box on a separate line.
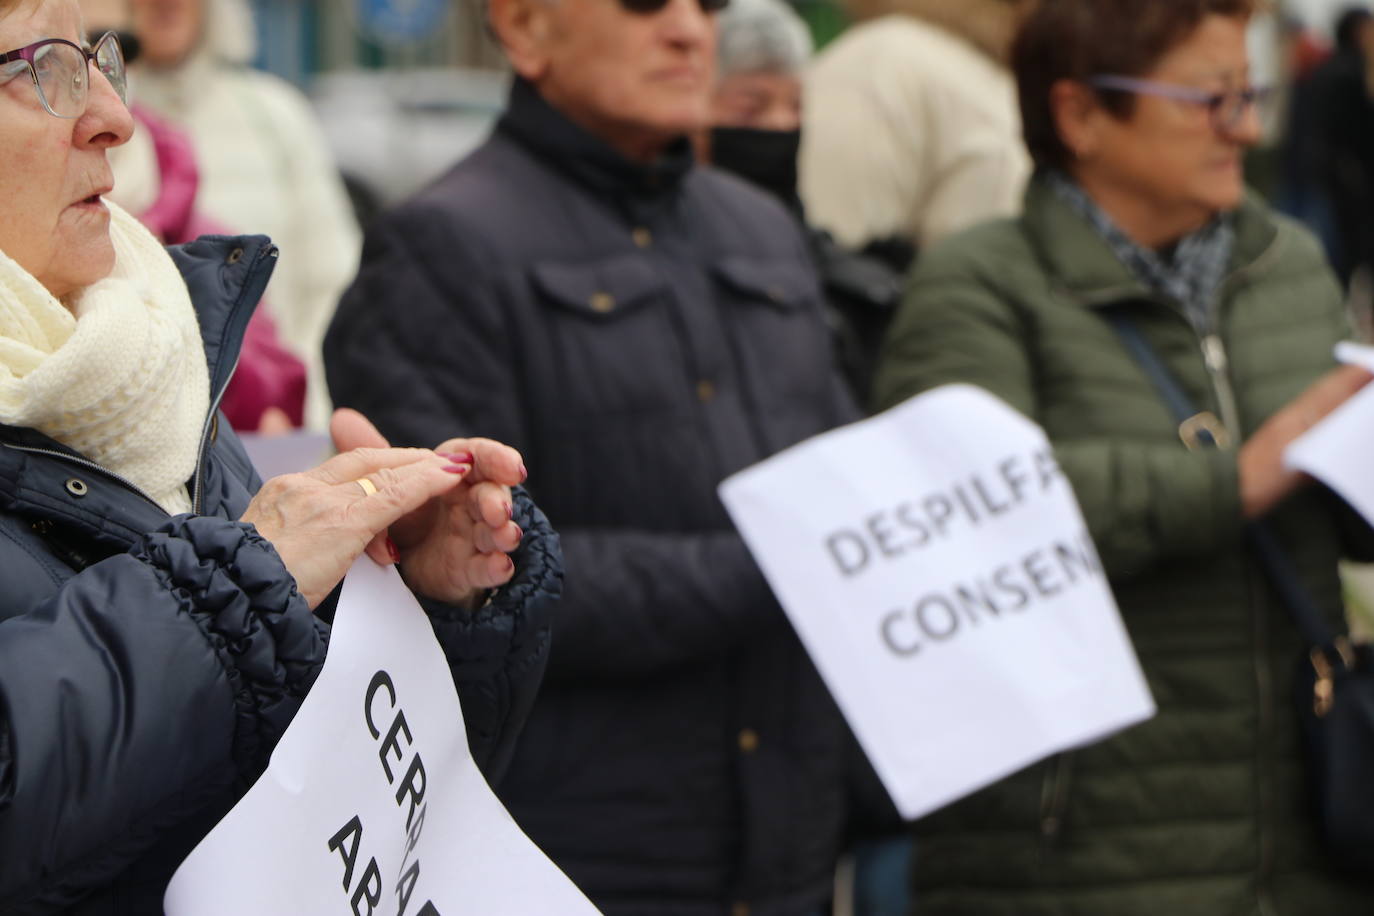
[354, 477, 378, 497]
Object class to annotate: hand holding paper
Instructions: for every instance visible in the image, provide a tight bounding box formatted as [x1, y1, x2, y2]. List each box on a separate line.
[1242, 361, 1373, 517]
[1284, 343, 1374, 526]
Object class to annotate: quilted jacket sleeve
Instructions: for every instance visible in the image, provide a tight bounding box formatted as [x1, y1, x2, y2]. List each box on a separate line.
[421, 488, 558, 781]
[872, 242, 1244, 581]
[0, 515, 325, 912]
[326, 209, 786, 684]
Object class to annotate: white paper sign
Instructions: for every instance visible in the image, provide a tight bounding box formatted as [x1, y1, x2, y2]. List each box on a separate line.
[164, 558, 600, 916]
[1285, 343, 1374, 526]
[718, 385, 1156, 820]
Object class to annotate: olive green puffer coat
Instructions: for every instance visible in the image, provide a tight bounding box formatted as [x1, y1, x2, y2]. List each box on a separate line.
[873, 180, 1374, 916]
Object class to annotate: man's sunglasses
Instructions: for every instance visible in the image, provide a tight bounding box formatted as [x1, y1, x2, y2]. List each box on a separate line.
[619, 0, 730, 14]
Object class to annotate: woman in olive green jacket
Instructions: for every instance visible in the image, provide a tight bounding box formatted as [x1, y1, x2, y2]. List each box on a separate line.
[873, 1, 1374, 913]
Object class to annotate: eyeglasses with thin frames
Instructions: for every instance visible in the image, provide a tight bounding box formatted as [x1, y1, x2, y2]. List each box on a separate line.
[1086, 75, 1273, 134]
[0, 31, 127, 119]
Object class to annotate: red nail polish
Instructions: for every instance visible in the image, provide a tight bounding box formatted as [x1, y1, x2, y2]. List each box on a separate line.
[444, 463, 472, 475]
[386, 538, 400, 564]
[441, 451, 475, 465]
[518, 463, 528, 483]
[505, 501, 514, 520]
[504, 554, 515, 572]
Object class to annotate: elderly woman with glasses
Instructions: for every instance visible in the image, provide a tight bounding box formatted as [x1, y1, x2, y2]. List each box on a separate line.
[874, 0, 1374, 913]
[0, 1, 559, 911]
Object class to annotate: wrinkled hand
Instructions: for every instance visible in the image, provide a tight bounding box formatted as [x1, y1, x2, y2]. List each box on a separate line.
[330, 409, 525, 607]
[240, 445, 472, 609]
[1239, 364, 1373, 518]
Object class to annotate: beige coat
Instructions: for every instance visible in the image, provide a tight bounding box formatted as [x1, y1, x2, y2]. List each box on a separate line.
[800, 4, 1031, 249]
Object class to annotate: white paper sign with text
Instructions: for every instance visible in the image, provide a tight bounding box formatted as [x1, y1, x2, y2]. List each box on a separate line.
[164, 558, 599, 916]
[1284, 342, 1374, 526]
[718, 385, 1156, 820]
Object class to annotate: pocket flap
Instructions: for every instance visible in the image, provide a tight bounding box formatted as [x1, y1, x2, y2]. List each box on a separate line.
[531, 255, 667, 318]
[713, 257, 814, 309]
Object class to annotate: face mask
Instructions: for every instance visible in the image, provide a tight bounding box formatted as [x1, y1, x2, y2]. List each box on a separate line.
[709, 126, 801, 208]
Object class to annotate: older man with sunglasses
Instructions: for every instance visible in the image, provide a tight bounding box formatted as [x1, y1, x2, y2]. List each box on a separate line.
[325, 0, 859, 913]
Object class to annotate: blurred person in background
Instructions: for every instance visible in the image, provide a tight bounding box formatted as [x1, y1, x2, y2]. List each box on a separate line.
[129, 0, 360, 429]
[1308, 6, 1374, 289]
[873, 1, 1374, 913]
[799, 0, 1032, 260]
[80, 0, 306, 434]
[325, 0, 861, 911]
[706, 0, 904, 403]
[0, 0, 557, 908]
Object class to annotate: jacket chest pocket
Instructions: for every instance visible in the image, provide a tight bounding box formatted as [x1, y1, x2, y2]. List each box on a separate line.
[530, 254, 690, 425]
[713, 256, 835, 402]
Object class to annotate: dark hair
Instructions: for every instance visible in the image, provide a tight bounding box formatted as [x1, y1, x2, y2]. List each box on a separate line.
[1012, 0, 1257, 170]
[1335, 7, 1373, 51]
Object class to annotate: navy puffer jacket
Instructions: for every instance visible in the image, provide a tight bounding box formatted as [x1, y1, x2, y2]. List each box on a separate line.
[0, 236, 559, 914]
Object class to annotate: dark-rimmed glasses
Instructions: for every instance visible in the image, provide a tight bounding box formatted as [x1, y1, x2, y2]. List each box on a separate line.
[1087, 75, 1273, 134]
[0, 31, 126, 119]
[619, 0, 730, 14]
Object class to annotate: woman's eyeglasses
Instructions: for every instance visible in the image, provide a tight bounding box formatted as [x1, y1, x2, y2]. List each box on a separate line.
[618, 0, 730, 14]
[1087, 74, 1273, 134]
[0, 31, 127, 120]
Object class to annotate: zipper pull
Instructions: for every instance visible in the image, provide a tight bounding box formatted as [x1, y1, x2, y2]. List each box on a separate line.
[1202, 334, 1228, 373]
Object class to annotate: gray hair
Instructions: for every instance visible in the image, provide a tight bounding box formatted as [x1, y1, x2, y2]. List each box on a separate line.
[715, 0, 813, 76]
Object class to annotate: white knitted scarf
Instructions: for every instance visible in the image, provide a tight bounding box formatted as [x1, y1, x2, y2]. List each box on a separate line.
[0, 202, 209, 514]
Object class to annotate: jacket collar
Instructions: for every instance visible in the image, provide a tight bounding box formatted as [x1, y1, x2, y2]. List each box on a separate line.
[1020, 174, 1282, 308]
[496, 77, 695, 201]
[0, 234, 276, 529]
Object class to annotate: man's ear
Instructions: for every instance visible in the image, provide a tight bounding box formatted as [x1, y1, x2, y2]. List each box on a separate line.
[489, 0, 553, 81]
[1049, 78, 1104, 162]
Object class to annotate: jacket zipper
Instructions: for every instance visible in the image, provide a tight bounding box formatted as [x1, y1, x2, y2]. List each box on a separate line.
[1197, 280, 1277, 916]
[191, 351, 240, 515]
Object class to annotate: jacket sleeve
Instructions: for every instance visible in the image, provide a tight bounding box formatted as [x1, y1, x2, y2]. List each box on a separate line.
[0, 515, 325, 912]
[421, 488, 558, 782]
[326, 209, 788, 684]
[871, 252, 1244, 581]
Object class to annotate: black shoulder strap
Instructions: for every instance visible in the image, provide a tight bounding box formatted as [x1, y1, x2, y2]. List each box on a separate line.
[1104, 312, 1340, 649]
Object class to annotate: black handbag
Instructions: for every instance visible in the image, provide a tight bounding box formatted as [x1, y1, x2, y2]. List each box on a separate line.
[1105, 312, 1374, 876]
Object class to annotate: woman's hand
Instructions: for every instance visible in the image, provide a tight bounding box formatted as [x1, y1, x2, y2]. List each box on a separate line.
[240, 445, 472, 609]
[1239, 364, 1372, 518]
[330, 409, 526, 607]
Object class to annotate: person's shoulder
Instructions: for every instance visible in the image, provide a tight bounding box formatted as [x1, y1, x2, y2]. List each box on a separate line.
[220, 66, 319, 123]
[689, 165, 807, 247]
[1235, 192, 1333, 279]
[914, 214, 1034, 283]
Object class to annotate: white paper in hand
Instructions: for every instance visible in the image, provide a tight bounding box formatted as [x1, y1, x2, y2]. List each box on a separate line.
[1284, 343, 1374, 526]
[718, 385, 1156, 820]
[164, 558, 599, 916]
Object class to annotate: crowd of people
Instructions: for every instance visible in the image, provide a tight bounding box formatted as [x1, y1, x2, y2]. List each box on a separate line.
[1, 0, 1373, 914]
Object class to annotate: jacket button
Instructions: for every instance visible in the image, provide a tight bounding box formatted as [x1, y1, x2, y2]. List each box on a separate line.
[696, 380, 716, 403]
[632, 226, 653, 248]
[589, 292, 616, 313]
[738, 728, 759, 753]
[226, 247, 244, 264]
[732, 903, 750, 916]
[65, 478, 89, 498]
[209, 413, 220, 443]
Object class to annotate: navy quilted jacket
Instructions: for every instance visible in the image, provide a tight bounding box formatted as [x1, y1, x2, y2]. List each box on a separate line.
[0, 236, 559, 914]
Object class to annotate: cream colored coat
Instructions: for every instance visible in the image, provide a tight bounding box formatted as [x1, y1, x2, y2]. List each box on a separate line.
[800, 9, 1032, 249]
